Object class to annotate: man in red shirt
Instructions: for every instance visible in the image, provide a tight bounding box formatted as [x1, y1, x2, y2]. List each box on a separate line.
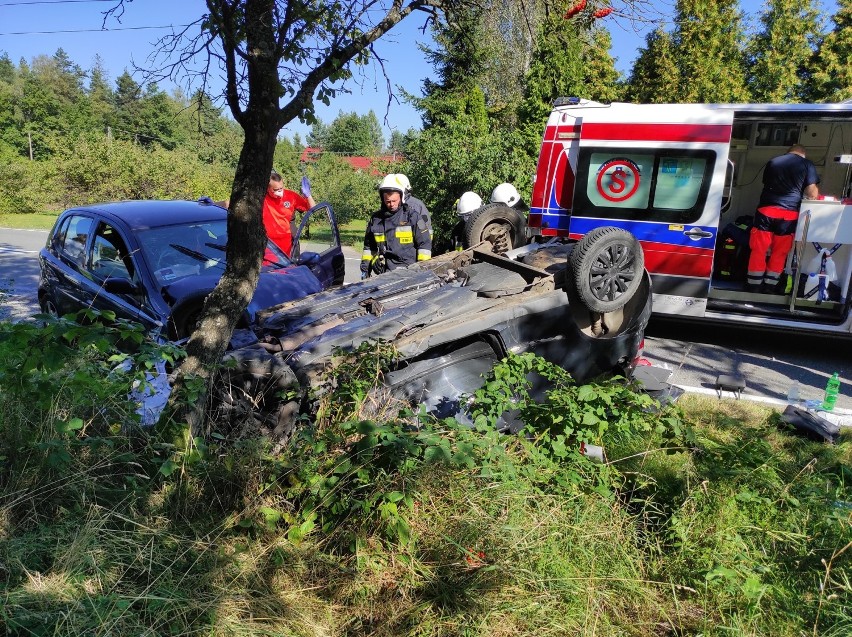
[263, 170, 316, 256]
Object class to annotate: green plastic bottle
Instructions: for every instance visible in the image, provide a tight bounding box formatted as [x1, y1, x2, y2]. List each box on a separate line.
[821, 372, 840, 411]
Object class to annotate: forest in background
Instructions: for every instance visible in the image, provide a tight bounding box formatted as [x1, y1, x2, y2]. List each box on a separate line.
[0, 0, 849, 248]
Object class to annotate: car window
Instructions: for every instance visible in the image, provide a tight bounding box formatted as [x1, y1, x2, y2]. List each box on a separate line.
[139, 220, 232, 285]
[89, 222, 135, 281]
[574, 148, 716, 224]
[293, 203, 341, 257]
[55, 214, 95, 267]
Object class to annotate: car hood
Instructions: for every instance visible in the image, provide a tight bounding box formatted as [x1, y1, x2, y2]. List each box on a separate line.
[162, 265, 324, 321]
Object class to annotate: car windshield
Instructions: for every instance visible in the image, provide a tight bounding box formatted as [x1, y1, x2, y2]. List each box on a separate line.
[138, 220, 292, 285]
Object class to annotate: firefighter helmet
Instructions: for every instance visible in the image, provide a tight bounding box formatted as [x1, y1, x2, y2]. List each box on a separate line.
[378, 173, 412, 203]
[490, 182, 521, 207]
[456, 191, 483, 216]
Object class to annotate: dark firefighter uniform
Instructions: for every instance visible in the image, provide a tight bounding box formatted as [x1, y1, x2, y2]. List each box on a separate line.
[360, 197, 433, 276]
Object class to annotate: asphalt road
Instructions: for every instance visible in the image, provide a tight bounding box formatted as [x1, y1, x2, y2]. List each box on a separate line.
[3, 227, 850, 416]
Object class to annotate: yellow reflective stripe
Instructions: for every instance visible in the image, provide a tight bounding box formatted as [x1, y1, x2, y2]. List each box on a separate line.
[375, 233, 386, 243]
[417, 250, 432, 261]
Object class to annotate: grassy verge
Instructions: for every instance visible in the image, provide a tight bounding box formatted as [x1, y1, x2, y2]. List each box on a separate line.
[0, 212, 59, 230]
[1, 324, 850, 636]
[309, 218, 366, 248]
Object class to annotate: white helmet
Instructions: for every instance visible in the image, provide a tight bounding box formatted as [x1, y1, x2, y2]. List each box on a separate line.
[490, 182, 521, 207]
[378, 173, 412, 203]
[456, 191, 483, 216]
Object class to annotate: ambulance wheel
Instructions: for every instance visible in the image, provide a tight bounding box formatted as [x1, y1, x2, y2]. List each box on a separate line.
[569, 226, 644, 314]
[464, 203, 527, 254]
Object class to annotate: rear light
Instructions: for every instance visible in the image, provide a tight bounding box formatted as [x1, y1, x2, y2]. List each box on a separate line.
[633, 339, 652, 367]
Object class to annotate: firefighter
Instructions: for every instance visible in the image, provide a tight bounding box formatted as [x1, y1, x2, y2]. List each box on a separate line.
[450, 191, 484, 250]
[360, 174, 433, 278]
[747, 144, 820, 292]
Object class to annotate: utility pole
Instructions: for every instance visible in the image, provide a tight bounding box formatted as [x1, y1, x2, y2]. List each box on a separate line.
[27, 131, 33, 161]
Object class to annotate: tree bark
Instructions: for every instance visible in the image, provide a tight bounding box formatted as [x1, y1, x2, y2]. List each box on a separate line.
[174, 0, 283, 436]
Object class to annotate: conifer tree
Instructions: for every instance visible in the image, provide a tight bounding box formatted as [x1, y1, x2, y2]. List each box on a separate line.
[517, 12, 586, 138]
[672, 0, 750, 102]
[582, 27, 622, 103]
[811, 0, 852, 101]
[624, 27, 681, 103]
[747, 0, 822, 102]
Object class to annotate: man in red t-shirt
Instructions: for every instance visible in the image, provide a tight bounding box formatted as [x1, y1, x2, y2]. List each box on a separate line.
[263, 170, 316, 256]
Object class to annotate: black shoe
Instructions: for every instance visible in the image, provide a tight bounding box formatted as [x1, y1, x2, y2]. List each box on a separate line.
[745, 283, 762, 293]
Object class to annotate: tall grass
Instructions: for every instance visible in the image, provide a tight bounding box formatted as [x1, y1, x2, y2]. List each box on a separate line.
[1, 320, 849, 636]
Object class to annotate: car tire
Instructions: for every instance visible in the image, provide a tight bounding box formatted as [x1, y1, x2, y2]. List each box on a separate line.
[464, 203, 527, 254]
[569, 226, 644, 314]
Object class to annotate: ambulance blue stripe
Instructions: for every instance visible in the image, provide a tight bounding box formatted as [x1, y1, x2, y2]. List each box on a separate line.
[569, 217, 717, 249]
[531, 208, 717, 250]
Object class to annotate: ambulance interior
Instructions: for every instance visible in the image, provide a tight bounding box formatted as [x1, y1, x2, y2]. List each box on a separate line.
[711, 114, 852, 323]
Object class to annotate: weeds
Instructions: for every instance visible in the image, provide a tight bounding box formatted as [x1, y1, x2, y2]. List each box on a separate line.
[0, 322, 849, 636]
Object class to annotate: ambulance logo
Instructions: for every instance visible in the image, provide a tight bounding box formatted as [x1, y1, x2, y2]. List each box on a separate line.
[596, 158, 640, 203]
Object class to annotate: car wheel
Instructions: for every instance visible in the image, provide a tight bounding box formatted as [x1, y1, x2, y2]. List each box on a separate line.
[569, 226, 644, 314]
[464, 203, 527, 254]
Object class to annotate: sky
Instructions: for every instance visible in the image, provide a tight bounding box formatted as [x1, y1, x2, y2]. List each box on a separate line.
[0, 0, 841, 143]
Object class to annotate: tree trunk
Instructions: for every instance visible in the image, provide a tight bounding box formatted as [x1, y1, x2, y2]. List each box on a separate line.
[170, 0, 282, 436]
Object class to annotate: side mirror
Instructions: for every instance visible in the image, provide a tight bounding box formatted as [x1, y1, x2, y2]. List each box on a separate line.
[298, 251, 320, 266]
[103, 277, 140, 294]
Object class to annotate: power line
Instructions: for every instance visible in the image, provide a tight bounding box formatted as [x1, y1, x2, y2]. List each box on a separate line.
[0, 0, 114, 5]
[0, 24, 190, 36]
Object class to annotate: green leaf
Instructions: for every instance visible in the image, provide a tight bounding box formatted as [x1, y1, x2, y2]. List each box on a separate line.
[577, 385, 598, 402]
[54, 417, 84, 434]
[260, 506, 282, 530]
[159, 460, 179, 477]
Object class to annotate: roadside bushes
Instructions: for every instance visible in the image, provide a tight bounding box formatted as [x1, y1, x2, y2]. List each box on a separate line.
[0, 144, 55, 213]
[54, 134, 232, 207]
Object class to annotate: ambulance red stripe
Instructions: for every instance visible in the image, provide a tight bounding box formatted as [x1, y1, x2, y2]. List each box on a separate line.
[579, 123, 732, 143]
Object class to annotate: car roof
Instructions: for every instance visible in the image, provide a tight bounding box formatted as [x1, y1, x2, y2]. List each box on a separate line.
[67, 200, 228, 230]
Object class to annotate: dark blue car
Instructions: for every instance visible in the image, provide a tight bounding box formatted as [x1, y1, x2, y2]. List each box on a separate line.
[38, 198, 345, 339]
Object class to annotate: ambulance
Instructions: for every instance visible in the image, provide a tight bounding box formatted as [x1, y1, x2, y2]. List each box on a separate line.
[529, 98, 852, 335]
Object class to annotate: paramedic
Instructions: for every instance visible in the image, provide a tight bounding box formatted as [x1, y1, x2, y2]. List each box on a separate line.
[360, 174, 433, 278]
[263, 170, 316, 257]
[747, 144, 820, 292]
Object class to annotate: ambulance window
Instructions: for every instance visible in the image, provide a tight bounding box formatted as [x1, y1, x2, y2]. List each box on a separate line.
[574, 147, 716, 224]
[652, 156, 707, 210]
[586, 152, 653, 210]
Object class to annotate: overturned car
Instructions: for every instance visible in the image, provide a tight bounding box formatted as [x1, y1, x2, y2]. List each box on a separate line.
[213, 226, 652, 441]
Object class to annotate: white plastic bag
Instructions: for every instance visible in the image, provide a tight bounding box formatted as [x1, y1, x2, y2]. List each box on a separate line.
[805, 249, 838, 282]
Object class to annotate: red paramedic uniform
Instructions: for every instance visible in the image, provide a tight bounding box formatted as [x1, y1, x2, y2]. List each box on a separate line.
[262, 189, 311, 257]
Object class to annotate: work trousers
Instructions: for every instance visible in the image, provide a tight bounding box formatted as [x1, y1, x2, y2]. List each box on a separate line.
[746, 206, 798, 288]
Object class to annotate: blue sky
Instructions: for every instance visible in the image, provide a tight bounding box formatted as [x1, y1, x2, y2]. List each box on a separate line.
[0, 0, 840, 142]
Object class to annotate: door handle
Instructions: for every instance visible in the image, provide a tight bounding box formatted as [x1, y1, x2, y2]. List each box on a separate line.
[683, 228, 713, 239]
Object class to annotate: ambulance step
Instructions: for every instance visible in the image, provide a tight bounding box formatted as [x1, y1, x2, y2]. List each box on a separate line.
[706, 298, 846, 324]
